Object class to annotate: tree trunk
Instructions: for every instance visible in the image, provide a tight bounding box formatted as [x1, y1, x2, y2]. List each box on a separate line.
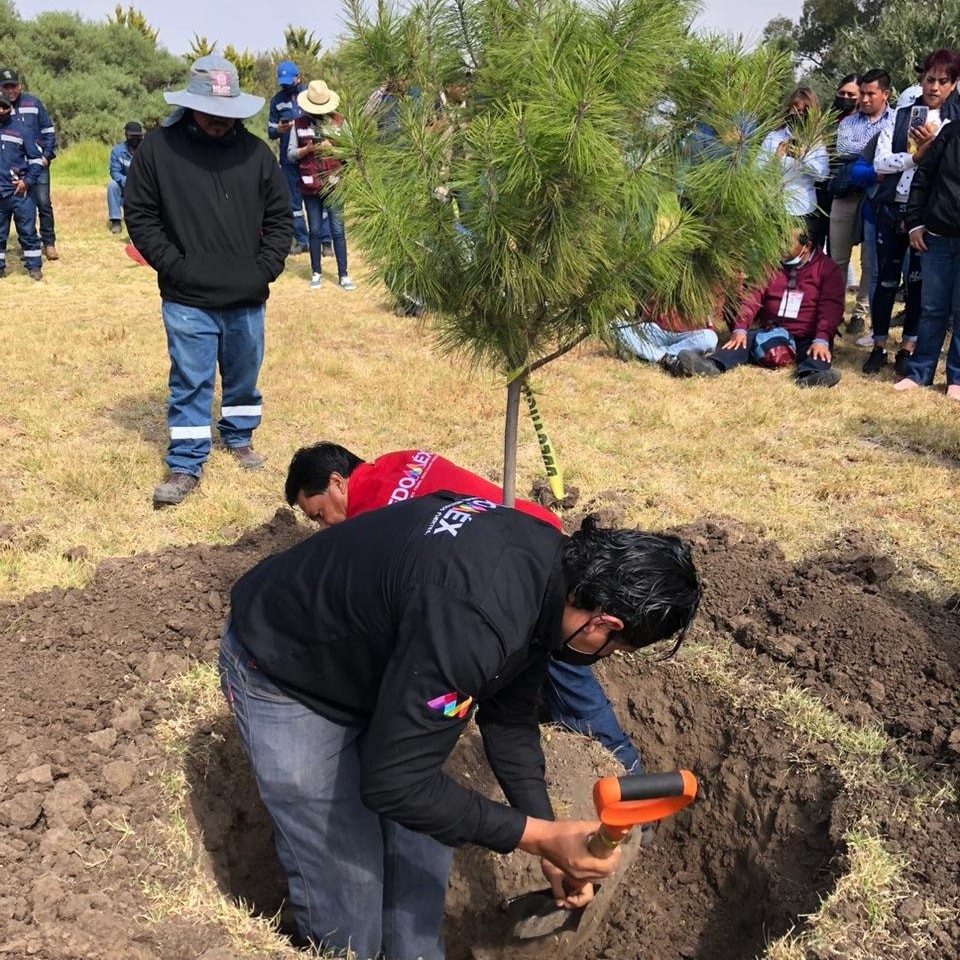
[502, 376, 522, 507]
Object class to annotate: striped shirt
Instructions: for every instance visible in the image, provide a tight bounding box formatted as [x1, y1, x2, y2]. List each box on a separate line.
[835, 107, 891, 157]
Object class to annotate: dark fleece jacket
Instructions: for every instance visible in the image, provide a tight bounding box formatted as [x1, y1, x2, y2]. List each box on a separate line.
[124, 115, 292, 308]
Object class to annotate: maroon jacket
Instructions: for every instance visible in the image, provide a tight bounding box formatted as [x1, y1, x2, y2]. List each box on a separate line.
[733, 248, 844, 343]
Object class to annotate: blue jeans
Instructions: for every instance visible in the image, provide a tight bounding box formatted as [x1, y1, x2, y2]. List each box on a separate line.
[160, 301, 264, 476]
[218, 627, 451, 959]
[545, 661, 642, 773]
[106, 180, 123, 221]
[613, 322, 718, 363]
[28, 168, 55, 246]
[303, 192, 347, 277]
[861, 216, 878, 310]
[281, 164, 309, 247]
[871, 204, 920, 343]
[0, 193, 42, 270]
[902, 234, 960, 386]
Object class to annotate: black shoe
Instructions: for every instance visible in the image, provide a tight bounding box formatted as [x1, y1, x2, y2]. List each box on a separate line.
[862, 346, 887, 374]
[677, 350, 721, 377]
[798, 369, 841, 388]
[153, 472, 199, 507]
[846, 314, 865, 335]
[321, 241, 334, 256]
[109, 220, 122, 234]
[0, 268, 5, 279]
[658, 354, 683, 377]
[27, 268, 42, 281]
[894, 349, 912, 377]
[288, 243, 309, 257]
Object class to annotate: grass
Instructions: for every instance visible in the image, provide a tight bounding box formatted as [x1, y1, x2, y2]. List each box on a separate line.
[55, 141, 112, 186]
[4, 186, 960, 958]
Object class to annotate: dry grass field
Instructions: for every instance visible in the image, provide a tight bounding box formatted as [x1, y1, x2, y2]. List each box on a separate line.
[3, 186, 960, 602]
[1, 184, 959, 960]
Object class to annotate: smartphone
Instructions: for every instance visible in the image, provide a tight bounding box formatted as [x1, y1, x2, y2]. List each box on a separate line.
[910, 105, 929, 129]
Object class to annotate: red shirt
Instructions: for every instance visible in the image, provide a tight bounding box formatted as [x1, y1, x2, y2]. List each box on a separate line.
[733, 248, 844, 343]
[347, 450, 562, 530]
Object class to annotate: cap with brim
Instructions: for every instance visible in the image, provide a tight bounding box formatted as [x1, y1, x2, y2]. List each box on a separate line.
[277, 60, 299, 85]
[0, 68, 19, 84]
[297, 79, 340, 116]
[164, 55, 264, 120]
[124, 121, 144, 136]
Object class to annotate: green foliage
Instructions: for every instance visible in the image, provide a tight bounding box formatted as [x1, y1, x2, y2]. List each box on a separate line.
[186, 34, 218, 60]
[54, 140, 111, 185]
[829, 0, 960, 90]
[340, 0, 797, 493]
[222, 44, 257, 90]
[108, 5, 158, 44]
[3, 11, 186, 146]
[761, 0, 953, 91]
[283, 26, 323, 61]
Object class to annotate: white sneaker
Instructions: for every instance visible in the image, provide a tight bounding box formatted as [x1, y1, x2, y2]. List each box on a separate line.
[339, 275, 356, 291]
[310, 273, 322, 289]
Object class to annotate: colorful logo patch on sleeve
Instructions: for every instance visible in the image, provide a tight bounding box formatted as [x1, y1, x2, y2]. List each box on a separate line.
[427, 692, 474, 719]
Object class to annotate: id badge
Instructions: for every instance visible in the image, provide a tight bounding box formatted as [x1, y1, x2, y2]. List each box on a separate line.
[778, 290, 803, 319]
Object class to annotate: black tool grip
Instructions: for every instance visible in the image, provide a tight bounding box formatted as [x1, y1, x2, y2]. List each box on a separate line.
[616, 771, 685, 802]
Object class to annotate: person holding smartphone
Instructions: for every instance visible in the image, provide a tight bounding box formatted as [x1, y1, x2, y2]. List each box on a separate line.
[868, 49, 960, 379]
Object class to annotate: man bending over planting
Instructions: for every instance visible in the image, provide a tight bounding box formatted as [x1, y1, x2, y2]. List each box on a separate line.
[285, 441, 644, 774]
[221, 495, 700, 959]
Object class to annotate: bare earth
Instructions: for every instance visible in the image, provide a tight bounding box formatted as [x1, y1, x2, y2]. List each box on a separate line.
[0, 511, 958, 960]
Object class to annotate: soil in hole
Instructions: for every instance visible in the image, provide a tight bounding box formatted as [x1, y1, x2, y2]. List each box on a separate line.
[0, 511, 957, 959]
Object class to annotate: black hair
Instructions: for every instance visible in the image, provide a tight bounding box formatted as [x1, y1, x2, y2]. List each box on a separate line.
[562, 517, 702, 657]
[860, 69, 891, 91]
[837, 73, 861, 89]
[921, 48, 960, 83]
[284, 442, 366, 505]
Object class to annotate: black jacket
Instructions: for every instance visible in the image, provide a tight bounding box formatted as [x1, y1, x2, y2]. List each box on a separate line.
[124, 116, 292, 308]
[229, 492, 567, 853]
[907, 121, 960, 236]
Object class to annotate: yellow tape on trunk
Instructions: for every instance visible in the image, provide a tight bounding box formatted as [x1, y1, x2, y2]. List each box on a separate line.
[522, 381, 565, 500]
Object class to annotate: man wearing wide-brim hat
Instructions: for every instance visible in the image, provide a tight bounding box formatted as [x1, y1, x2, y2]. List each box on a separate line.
[124, 55, 293, 508]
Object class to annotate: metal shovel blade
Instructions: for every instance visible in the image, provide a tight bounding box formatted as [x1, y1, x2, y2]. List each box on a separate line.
[504, 887, 591, 940]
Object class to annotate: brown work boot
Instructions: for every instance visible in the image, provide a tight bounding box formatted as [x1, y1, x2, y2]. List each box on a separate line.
[153, 472, 199, 508]
[44, 244, 59, 260]
[228, 445, 264, 471]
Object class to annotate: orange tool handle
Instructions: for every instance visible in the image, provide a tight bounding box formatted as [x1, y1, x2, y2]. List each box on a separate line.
[586, 770, 698, 854]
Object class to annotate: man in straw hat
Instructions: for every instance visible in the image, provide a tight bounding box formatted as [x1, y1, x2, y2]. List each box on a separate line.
[124, 56, 293, 508]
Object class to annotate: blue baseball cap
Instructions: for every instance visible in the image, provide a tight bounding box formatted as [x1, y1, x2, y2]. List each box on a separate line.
[277, 60, 299, 85]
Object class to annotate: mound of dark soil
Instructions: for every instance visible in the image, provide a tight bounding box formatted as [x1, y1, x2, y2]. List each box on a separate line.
[0, 512, 957, 960]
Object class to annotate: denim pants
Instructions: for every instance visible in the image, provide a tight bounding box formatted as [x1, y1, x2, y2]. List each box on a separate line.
[871, 204, 920, 343]
[0, 193, 42, 270]
[106, 180, 124, 221]
[613, 323, 718, 363]
[861, 216, 878, 314]
[281, 164, 309, 247]
[28, 167, 55, 245]
[902, 234, 960, 386]
[218, 627, 451, 960]
[160, 301, 264, 476]
[303, 192, 347, 278]
[545, 661, 641, 773]
[710, 333, 832, 380]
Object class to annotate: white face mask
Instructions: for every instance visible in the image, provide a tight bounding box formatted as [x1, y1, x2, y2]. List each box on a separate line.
[781, 253, 804, 267]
